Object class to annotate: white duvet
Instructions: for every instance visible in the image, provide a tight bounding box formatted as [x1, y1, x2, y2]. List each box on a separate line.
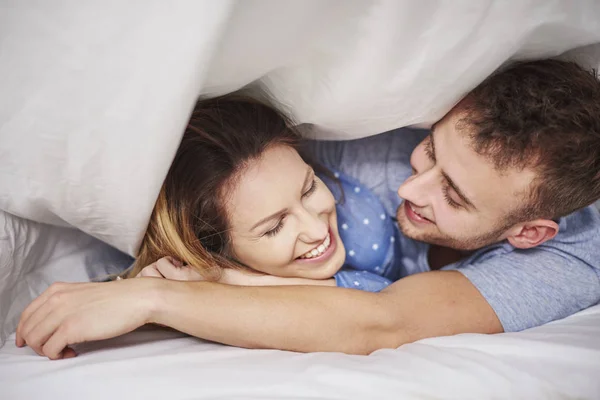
[2, 1, 600, 399]
[1, 0, 600, 255]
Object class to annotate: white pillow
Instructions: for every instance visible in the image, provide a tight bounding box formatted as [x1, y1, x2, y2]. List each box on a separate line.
[0, 211, 132, 347]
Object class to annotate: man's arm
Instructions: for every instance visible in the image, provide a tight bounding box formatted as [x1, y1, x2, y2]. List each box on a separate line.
[150, 270, 502, 355]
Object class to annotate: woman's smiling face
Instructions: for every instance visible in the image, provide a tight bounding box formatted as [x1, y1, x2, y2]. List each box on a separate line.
[225, 145, 346, 279]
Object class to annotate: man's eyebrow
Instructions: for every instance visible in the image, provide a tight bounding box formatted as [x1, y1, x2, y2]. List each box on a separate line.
[428, 124, 438, 161]
[431, 129, 477, 210]
[250, 167, 313, 232]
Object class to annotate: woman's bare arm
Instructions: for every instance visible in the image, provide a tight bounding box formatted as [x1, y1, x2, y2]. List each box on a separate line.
[16, 270, 501, 359]
[150, 270, 502, 354]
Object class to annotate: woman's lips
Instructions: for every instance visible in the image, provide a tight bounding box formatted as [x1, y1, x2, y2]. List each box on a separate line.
[295, 228, 337, 264]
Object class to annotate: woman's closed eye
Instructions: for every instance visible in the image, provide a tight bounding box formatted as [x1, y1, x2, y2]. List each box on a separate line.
[302, 178, 318, 198]
[265, 217, 285, 237]
[264, 179, 318, 238]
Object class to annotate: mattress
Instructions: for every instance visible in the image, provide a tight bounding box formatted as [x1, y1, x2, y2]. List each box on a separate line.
[2, 304, 599, 399]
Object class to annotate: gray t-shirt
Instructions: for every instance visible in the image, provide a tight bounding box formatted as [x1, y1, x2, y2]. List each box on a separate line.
[307, 128, 600, 332]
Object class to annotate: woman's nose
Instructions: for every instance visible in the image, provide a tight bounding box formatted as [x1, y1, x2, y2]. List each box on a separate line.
[298, 210, 329, 243]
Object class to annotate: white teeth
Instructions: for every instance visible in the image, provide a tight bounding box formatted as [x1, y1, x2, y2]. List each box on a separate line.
[299, 233, 331, 259]
[409, 203, 423, 218]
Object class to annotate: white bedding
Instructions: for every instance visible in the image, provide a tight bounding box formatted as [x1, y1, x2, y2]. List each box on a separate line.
[2, 2, 600, 399]
[2, 304, 599, 399]
[1, 0, 600, 255]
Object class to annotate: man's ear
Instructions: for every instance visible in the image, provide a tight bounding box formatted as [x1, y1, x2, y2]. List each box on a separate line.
[506, 219, 559, 249]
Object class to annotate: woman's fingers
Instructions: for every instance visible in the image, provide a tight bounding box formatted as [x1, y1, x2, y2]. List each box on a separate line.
[18, 286, 83, 356]
[135, 257, 200, 281]
[165, 256, 183, 268]
[20, 308, 62, 356]
[136, 264, 164, 278]
[16, 282, 67, 347]
[42, 326, 72, 360]
[155, 257, 203, 281]
[155, 257, 185, 280]
[61, 347, 78, 359]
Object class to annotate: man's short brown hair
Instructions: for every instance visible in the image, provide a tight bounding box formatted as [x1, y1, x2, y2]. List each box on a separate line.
[455, 59, 600, 220]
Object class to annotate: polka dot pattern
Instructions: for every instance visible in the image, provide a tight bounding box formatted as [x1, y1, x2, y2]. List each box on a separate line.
[321, 168, 397, 293]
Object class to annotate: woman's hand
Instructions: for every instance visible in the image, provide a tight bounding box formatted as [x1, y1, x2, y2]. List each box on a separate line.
[220, 268, 336, 287]
[135, 256, 335, 287]
[15, 279, 160, 360]
[135, 257, 266, 285]
[136, 256, 204, 281]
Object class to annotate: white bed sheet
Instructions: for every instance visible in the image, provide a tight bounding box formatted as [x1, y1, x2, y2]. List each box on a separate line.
[1, 304, 599, 399]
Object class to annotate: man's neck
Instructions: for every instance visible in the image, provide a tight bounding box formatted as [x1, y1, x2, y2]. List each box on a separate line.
[428, 245, 471, 270]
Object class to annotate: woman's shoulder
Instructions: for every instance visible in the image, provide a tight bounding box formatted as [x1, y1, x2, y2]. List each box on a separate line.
[324, 170, 396, 273]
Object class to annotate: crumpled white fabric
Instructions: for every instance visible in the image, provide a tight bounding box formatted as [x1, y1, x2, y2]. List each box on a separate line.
[0, 0, 599, 255]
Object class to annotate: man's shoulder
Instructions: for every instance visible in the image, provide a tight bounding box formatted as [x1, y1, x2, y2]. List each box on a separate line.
[558, 205, 600, 237]
[462, 205, 600, 270]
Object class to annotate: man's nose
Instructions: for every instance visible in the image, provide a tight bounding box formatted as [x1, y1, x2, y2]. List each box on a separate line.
[397, 169, 437, 205]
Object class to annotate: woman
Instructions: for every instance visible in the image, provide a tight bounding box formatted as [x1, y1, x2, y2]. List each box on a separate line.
[16, 95, 407, 360]
[127, 95, 400, 291]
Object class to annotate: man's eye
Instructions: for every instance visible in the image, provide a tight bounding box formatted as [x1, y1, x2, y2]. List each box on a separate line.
[442, 185, 462, 209]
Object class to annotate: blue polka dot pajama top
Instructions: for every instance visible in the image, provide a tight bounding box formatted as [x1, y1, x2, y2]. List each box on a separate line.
[321, 171, 403, 292]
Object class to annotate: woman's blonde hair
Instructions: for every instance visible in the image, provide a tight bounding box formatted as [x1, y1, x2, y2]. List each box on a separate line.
[126, 95, 302, 279]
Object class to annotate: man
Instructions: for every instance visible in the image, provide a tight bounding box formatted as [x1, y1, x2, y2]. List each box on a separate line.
[16, 59, 600, 358]
[308, 59, 600, 335]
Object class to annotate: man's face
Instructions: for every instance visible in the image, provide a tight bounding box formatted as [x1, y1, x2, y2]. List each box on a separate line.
[396, 112, 537, 250]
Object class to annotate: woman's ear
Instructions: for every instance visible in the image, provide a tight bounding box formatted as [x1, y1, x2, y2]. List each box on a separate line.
[506, 219, 559, 249]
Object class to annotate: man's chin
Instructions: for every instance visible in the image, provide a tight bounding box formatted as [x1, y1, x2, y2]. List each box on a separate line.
[397, 218, 500, 251]
[397, 215, 435, 242]
[397, 214, 473, 250]
[398, 221, 438, 245]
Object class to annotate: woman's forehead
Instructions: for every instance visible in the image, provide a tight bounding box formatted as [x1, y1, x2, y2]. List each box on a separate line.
[225, 146, 309, 228]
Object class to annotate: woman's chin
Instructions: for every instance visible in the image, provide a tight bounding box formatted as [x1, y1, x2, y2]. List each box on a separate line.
[293, 245, 345, 280]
